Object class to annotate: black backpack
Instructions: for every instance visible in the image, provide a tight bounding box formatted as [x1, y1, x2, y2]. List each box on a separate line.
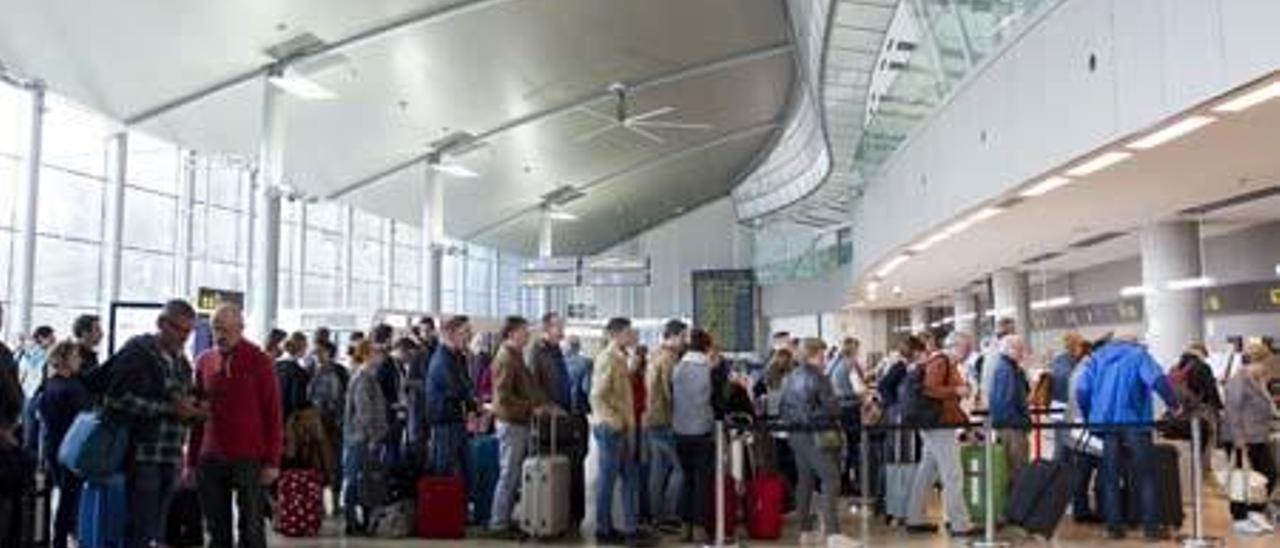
[901, 362, 940, 427]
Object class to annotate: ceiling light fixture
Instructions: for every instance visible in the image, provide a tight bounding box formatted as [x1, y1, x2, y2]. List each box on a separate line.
[1166, 276, 1216, 291]
[548, 210, 578, 221]
[1065, 150, 1133, 177]
[1212, 81, 1280, 113]
[875, 254, 911, 278]
[1119, 285, 1153, 297]
[268, 69, 338, 100]
[430, 162, 479, 179]
[1126, 115, 1217, 150]
[1030, 296, 1073, 310]
[1019, 176, 1073, 198]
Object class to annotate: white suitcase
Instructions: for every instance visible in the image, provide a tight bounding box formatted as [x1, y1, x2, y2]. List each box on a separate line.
[520, 414, 571, 539]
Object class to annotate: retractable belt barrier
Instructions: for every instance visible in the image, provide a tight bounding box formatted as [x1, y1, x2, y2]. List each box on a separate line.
[713, 411, 1223, 548]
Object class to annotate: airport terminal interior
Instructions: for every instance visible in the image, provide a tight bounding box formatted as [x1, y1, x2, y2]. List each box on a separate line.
[3, 0, 1280, 546]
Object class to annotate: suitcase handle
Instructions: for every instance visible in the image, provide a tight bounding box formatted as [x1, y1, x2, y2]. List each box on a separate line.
[534, 411, 558, 457]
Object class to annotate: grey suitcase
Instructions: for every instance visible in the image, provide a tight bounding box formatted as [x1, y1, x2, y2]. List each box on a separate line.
[520, 414, 571, 539]
[884, 426, 918, 521]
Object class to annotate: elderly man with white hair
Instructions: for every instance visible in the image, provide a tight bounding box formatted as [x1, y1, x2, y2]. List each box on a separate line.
[989, 334, 1032, 477]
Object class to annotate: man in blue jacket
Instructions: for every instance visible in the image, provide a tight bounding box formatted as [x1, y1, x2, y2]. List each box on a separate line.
[426, 315, 475, 483]
[1075, 335, 1180, 540]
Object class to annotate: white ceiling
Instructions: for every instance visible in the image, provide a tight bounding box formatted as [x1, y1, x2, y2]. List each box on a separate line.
[858, 75, 1280, 308]
[0, 0, 795, 255]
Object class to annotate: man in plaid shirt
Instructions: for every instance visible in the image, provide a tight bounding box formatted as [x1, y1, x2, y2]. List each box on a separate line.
[98, 299, 209, 547]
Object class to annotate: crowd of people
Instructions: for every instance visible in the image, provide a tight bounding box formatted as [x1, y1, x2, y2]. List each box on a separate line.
[0, 297, 1278, 547]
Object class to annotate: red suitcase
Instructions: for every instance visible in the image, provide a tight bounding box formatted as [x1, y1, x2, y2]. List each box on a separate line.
[746, 472, 784, 540]
[274, 469, 324, 537]
[416, 475, 466, 538]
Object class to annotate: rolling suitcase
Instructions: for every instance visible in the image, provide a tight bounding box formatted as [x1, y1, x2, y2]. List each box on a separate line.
[1124, 444, 1183, 528]
[1005, 459, 1074, 537]
[78, 473, 127, 548]
[468, 434, 499, 525]
[883, 427, 917, 521]
[274, 469, 324, 537]
[520, 414, 571, 540]
[746, 472, 784, 540]
[416, 475, 466, 538]
[961, 444, 1007, 522]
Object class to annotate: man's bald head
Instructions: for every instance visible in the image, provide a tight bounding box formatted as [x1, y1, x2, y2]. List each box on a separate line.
[212, 304, 245, 353]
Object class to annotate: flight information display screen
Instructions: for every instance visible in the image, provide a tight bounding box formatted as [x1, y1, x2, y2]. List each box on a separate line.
[692, 269, 756, 352]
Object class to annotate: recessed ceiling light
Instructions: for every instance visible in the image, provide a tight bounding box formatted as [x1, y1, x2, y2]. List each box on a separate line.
[430, 163, 478, 178]
[875, 254, 910, 278]
[1119, 285, 1153, 297]
[1212, 81, 1280, 113]
[1166, 276, 1215, 291]
[1065, 151, 1133, 177]
[548, 210, 578, 221]
[1126, 115, 1216, 150]
[268, 69, 338, 100]
[1019, 176, 1072, 198]
[1030, 296, 1073, 310]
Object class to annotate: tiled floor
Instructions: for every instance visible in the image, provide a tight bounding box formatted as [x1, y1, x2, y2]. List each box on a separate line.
[272, 495, 1277, 547]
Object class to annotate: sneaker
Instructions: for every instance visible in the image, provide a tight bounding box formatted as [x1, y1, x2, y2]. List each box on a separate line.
[798, 530, 824, 545]
[1234, 519, 1268, 536]
[1247, 512, 1275, 533]
[596, 529, 627, 545]
[905, 523, 939, 534]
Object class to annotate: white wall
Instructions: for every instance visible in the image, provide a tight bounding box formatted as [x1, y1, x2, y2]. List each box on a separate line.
[590, 197, 752, 319]
[761, 264, 851, 318]
[854, 0, 1280, 279]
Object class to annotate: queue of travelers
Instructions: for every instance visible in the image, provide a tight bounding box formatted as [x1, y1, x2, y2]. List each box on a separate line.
[1, 298, 1278, 546]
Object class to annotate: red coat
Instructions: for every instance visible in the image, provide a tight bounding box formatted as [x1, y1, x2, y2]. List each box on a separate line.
[187, 340, 284, 468]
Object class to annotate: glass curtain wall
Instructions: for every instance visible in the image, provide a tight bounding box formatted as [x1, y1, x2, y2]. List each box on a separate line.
[0, 79, 534, 343]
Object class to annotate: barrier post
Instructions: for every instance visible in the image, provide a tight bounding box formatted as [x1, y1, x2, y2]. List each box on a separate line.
[971, 416, 1008, 548]
[1182, 415, 1219, 547]
[859, 425, 871, 515]
[712, 419, 726, 548]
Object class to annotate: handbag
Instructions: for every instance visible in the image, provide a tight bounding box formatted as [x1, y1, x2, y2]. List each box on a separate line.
[57, 411, 129, 479]
[1216, 453, 1268, 504]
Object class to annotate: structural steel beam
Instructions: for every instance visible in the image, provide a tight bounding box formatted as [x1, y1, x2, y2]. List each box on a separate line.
[462, 119, 780, 241]
[325, 41, 794, 200]
[124, 0, 516, 125]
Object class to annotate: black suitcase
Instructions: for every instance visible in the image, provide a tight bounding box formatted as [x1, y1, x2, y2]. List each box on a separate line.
[1005, 459, 1075, 537]
[1124, 444, 1183, 528]
[165, 486, 204, 547]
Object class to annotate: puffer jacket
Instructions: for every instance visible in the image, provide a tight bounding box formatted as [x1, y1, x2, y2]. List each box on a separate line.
[1076, 341, 1178, 425]
[779, 364, 840, 429]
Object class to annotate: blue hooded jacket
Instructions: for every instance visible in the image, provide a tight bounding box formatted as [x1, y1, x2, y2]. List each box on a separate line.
[1076, 340, 1178, 425]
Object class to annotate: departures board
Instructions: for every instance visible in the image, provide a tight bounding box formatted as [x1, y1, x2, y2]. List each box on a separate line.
[692, 269, 757, 352]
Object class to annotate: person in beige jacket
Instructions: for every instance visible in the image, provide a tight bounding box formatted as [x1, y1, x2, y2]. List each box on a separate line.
[488, 316, 548, 537]
[589, 317, 655, 546]
[642, 319, 687, 528]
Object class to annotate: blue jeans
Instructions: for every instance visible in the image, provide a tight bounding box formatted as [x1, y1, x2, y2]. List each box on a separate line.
[489, 421, 530, 530]
[790, 433, 841, 535]
[1100, 429, 1155, 531]
[645, 427, 683, 522]
[127, 462, 178, 548]
[430, 423, 472, 489]
[342, 442, 369, 529]
[594, 424, 638, 535]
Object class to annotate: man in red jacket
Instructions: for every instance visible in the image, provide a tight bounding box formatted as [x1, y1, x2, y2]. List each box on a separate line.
[186, 304, 283, 548]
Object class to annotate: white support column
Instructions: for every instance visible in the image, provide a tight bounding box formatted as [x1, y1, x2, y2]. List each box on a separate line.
[538, 206, 554, 316]
[1140, 221, 1205, 367]
[340, 205, 354, 307]
[490, 250, 502, 317]
[909, 304, 928, 334]
[241, 170, 256, 298]
[292, 201, 307, 308]
[458, 246, 469, 314]
[249, 77, 284, 341]
[100, 131, 127, 323]
[952, 288, 977, 336]
[992, 268, 1031, 345]
[11, 83, 45, 337]
[383, 221, 395, 308]
[175, 150, 196, 298]
[420, 161, 444, 314]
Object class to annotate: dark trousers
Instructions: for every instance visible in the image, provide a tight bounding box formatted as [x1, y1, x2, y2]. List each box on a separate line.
[52, 464, 81, 548]
[197, 460, 267, 548]
[570, 415, 588, 525]
[1229, 443, 1278, 520]
[675, 434, 714, 526]
[1070, 451, 1101, 518]
[1100, 430, 1154, 532]
[127, 462, 178, 548]
[839, 405, 861, 495]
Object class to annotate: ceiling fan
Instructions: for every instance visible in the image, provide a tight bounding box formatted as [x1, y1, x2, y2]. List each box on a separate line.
[572, 82, 714, 144]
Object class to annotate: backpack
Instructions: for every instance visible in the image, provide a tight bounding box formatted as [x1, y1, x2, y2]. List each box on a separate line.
[901, 361, 940, 427]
